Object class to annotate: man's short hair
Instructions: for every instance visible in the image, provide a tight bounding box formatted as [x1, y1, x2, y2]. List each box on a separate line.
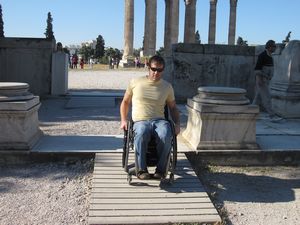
[148, 55, 165, 68]
[265, 40, 276, 49]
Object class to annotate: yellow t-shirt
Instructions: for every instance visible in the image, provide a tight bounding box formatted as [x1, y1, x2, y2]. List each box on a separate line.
[126, 76, 175, 122]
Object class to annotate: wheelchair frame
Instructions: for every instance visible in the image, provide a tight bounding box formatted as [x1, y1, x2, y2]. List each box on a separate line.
[122, 119, 177, 184]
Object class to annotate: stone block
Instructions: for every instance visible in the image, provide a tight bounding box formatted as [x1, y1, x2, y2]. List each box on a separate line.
[0, 82, 42, 150]
[51, 52, 68, 95]
[271, 40, 300, 118]
[182, 87, 259, 150]
[0, 100, 41, 150]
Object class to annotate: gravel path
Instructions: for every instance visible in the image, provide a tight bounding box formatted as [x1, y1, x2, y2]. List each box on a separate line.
[0, 69, 299, 225]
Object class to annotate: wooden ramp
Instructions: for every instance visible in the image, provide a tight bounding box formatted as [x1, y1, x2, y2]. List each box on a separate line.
[89, 152, 221, 225]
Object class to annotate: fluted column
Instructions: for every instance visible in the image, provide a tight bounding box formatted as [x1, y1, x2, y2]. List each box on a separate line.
[144, 0, 157, 56]
[184, 0, 197, 43]
[123, 0, 134, 60]
[228, 0, 238, 45]
[164, 0, 179, 56]
[208, 0, 217, 44]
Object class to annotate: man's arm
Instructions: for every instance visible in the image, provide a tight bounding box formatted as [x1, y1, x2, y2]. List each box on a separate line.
[167, 100, 180, 135]
[120, 92, 132, 130]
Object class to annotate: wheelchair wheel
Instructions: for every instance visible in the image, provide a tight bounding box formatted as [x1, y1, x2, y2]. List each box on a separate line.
[169, 121, 178, 175]
[169, 173, 174, 184]
[123, 120, 133, 172]
[127, 174, 132, 184]
[122, 129, 128, 168]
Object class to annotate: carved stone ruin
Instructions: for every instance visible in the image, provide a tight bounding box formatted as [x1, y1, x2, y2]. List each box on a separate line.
[182, 86, 259, 150]
[271, 40, 300, 118]
[0, 82, 42, 150]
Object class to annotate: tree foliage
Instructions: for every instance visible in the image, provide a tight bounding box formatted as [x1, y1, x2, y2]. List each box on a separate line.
[0, 4, 4, 37]
[95, 35, 105, 58]
[105, 47, 122, 59]
[156, 47, 164, 57]
[79, 44, 94, 61]
[44, 12, 54, 40]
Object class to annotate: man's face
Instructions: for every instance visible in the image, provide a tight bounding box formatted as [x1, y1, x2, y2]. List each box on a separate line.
[148, 61, 164, 82]
[268, 44, 276, 54]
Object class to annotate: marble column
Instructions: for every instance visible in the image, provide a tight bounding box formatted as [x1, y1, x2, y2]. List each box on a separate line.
[164, 0, 179, 56]
[123, 0, 134, 61]
[228, 0, 238, 45]
[208, 0, 217, 44]
[144, 0, 157, 56]
[184, 0, 197, 43]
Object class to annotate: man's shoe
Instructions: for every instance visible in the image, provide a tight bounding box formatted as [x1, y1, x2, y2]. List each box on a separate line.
[153, 171, 164, 180]
[137, 171, 150, 180]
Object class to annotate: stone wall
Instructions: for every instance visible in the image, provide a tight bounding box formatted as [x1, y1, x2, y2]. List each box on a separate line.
[0, 37, 55, 97]
[164, 43, 256, 103]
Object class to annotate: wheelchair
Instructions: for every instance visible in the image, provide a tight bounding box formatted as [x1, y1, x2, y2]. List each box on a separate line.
[122, 115, 177, 185]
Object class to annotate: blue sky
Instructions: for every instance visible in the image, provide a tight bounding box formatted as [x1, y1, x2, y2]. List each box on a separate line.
[1, 0, 299, 49]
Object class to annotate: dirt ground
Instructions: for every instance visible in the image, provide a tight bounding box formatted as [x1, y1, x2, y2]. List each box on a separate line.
[0, 158, 94, 225]
[188, 159, 300, 225]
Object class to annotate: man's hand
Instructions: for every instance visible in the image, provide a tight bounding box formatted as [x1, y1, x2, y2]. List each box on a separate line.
[120, 120, 128, 131]
[256, 75, 264, 87]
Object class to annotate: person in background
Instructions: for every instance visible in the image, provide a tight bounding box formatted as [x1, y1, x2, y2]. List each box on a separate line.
[252, 40, 282, 122]
[80, 58, 84, 69]
[120, 55, 180, 180]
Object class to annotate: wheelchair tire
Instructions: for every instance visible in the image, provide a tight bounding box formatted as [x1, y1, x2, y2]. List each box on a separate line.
[124, 120, 132, 172]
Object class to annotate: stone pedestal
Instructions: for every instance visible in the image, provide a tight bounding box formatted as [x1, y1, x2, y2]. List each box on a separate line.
[0, 82, 42, 150]
[271, 40, 300, 118]
[51, 52, 68, 95]
[119, 59, 135, 68]
[182, 86, 259, 150]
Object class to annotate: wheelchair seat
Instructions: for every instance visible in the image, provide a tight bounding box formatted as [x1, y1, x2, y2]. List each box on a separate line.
[122, 118, 177, 184]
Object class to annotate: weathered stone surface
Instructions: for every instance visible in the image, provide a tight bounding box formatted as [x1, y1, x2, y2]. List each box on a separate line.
[51, 52, 68, 95]
[0, 38, 54, 97]
[0, 104, 42, 150]
[164, 43, 255, 103]
[0, 82, 33, 101]
[271, 40, 300, 118]
[182, 86, 259, 150]
[0, 82, 42, 150]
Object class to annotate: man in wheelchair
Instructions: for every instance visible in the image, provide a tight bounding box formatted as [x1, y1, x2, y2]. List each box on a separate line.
[120, 55, 180, 180]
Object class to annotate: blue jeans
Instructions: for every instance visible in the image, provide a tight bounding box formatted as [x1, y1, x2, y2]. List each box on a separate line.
[133, 119, 172, 174]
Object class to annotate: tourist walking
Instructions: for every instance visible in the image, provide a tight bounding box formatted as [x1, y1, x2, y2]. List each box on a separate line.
[252, 40, 282, 122]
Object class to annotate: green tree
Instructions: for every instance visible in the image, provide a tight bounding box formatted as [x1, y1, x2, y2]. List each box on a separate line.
[79, 44, 94, 61]
[0, 4, 4, 37]
[95, 35, 105, 58]
[156, 47, 164, 57]
[44, 12, 54, 40]
[133, 48, 142, 57]
[105, 47, 122, 59]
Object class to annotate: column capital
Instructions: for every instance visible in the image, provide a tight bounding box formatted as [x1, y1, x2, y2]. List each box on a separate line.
[210, 0, 218, 5]
[184, 0, 196, 6]
[230, 0, 238, 7]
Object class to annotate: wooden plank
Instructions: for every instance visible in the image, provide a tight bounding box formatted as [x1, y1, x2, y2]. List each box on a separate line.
[89, 152, 221, 225]
[91, 192, 210, 198]
[89, 215, 221, 225]
[90, 197, 211, 204]
[90, 202, 215, 210]
[91, 181, 202, 188]
[89, 208, 218, 216]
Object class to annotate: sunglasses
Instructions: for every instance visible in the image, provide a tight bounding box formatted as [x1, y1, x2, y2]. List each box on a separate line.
[150, 67, 164, 72]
